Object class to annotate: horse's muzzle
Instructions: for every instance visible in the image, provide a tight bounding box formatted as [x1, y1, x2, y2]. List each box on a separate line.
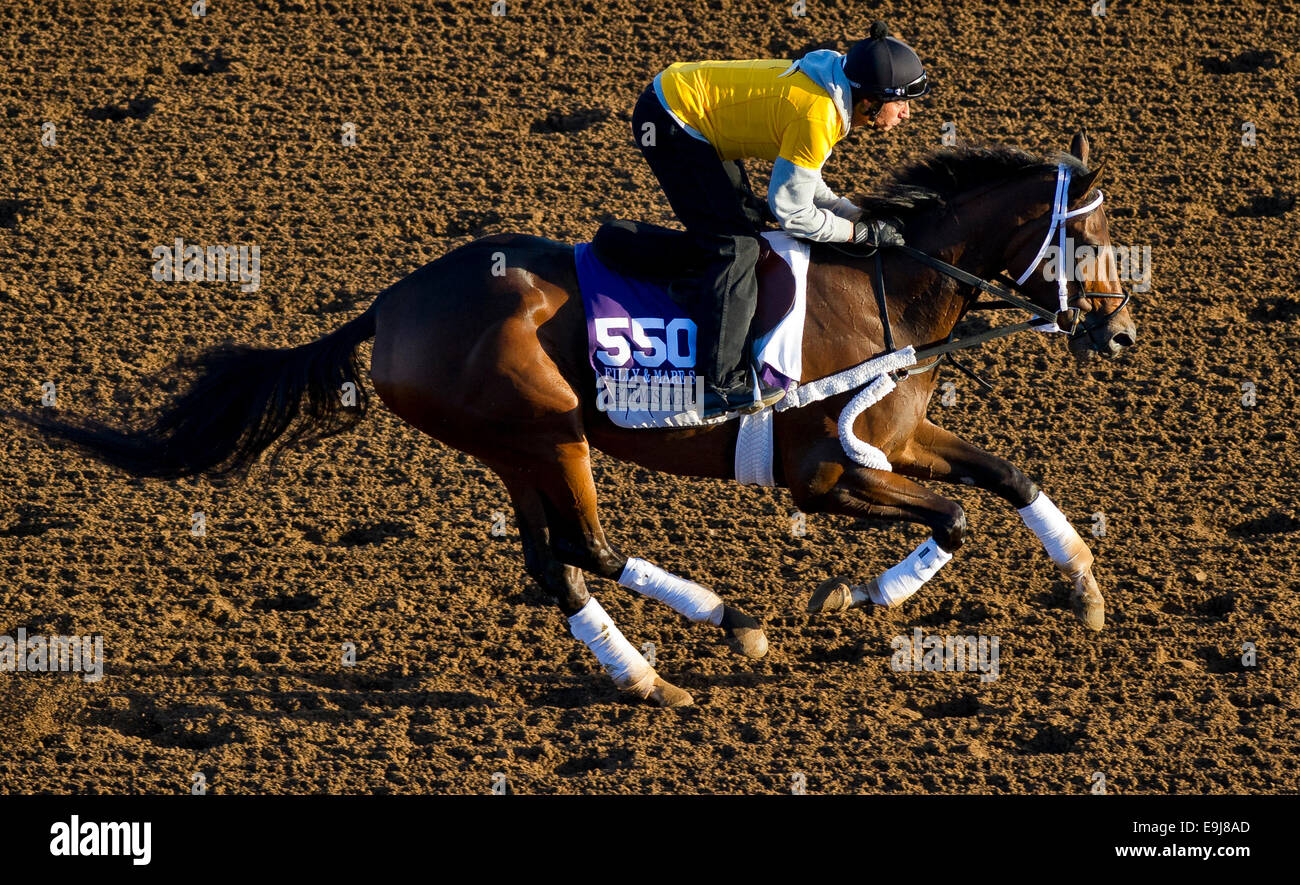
[1070, 312, 1137, 362]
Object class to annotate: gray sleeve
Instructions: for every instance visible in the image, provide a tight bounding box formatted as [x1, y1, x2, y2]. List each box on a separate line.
[812, 178, 863, 220]
[811, 176, 840, 208]
[769, 158, 855, 243]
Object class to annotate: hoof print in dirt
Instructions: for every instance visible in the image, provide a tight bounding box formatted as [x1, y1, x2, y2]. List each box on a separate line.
[0, 198, 34, 230]
[179, 48, 238, 75]
[1227, 193, 1295, 218]
[1248, 296, 1300, 322]
[1200, 49, 1282, 74]
[85, 97, 158, 121]
[532, 108, 609, 133]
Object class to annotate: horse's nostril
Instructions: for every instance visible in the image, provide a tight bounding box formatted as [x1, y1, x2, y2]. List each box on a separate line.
[1110, 332, 1135, 351]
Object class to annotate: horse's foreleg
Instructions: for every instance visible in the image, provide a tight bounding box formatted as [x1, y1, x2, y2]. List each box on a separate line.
[892, 418, 1104, 630]
[792, 446, 966, 613]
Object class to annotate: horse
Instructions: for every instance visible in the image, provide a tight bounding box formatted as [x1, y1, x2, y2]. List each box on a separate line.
[7, 131, 1137, 707]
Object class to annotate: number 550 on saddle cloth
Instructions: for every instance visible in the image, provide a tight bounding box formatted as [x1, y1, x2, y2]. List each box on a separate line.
[575, 226, 810, 429]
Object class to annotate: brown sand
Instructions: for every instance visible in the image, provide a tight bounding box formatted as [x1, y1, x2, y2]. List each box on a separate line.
[1, 0, 1297, 794]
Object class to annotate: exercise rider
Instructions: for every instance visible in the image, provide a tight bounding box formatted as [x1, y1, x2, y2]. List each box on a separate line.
[631, 20, 930, 418]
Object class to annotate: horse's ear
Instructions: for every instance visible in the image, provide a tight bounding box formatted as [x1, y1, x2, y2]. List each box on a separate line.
[1069, 130, 1090, 165]
[1069, 161, 1104, 202]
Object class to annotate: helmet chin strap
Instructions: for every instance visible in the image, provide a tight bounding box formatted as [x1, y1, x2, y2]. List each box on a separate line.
[1013, 164, 1105, 334]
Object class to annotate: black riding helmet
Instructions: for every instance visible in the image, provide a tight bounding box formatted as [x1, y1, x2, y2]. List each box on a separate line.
[843, 21, 930, 105]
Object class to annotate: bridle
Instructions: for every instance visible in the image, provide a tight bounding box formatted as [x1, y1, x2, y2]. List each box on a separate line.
[832, 163, 1134, 391]
[1013, 162, 1118, 331]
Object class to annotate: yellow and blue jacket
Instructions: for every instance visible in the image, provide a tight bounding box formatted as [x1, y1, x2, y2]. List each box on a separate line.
[653, 50, 861, 242]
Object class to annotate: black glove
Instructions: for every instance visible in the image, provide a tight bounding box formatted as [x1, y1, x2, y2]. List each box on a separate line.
[852, 217, 905, 248]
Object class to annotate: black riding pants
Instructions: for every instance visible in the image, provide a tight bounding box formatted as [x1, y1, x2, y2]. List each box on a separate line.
[631, 84, 769, 394]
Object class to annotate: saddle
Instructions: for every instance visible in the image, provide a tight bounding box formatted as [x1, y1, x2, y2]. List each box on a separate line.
[590, 219, 796, 340]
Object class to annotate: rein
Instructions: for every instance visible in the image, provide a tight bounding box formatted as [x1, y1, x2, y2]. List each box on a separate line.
[833, 163, 1132, 394]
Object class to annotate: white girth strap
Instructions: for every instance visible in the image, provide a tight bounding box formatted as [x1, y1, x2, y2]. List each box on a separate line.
[735, 407, 776, 486]
[732, 346, 919, 482]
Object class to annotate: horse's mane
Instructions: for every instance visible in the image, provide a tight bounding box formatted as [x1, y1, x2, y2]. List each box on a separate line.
[851, 144, 1088, 225]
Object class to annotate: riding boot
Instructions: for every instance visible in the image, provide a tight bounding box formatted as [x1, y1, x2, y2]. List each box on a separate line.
[694, 234, 785, 418]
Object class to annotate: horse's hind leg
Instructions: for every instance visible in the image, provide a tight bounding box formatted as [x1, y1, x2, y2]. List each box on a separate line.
[892, 418, 1104, 630]
[615, 558, 768, 659]
[789, 443, 966, 615]
[530, 444, 768, 660]
[496, 462, 693, 707]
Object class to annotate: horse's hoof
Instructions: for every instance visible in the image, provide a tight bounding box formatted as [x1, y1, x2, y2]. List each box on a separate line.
[1070, 570, 1105, 631]
[808, 576, 857, 613]
[621, 668, 693, 707]
[645, 675, 694, 708]
[721, 605, 769, 659]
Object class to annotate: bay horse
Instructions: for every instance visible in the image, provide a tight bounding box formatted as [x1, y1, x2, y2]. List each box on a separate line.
[8, 132, 1137, 707]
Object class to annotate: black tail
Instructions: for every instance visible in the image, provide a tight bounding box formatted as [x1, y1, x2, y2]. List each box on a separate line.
[6, 305, 378, 481]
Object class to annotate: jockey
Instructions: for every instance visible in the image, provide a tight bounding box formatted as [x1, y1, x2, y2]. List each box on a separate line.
[631, 21, 929, 419]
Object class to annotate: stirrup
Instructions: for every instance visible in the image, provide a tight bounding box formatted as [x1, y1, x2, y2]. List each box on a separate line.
[704, 367, 783, 418]
[743, 365, 784, 413]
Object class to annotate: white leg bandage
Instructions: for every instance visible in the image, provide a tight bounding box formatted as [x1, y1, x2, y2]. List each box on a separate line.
[852, 537, 953, 607]
[618, 557, 725, 625]
[567, 597, 655, 693]
[1018, 492, 1092, 577]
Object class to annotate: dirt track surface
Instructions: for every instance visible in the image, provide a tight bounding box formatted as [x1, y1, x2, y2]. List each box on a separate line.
[2, 0, 1298, 794]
